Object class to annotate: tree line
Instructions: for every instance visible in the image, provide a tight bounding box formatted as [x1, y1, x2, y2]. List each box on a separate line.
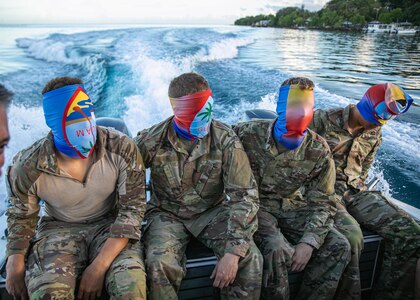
[234, 0, 419, 28]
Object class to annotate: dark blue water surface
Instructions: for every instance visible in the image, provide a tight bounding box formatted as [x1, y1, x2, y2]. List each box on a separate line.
[0, 25, 419, 211]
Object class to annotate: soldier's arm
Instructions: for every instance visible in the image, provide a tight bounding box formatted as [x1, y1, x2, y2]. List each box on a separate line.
[360, 136, 382, 182]
[308, 109, 328, 135]
[109, 136, 146, 241]
[6, 163, 41, 258]
[300, 152, 337, 249]
[133, 128, 153, 169]
[221, 134, 259, 258]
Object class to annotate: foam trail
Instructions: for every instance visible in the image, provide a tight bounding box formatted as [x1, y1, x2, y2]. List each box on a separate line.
[122, 37, 255, 134]
[200, 38, 254, 62]
[16, 37, 108, 102]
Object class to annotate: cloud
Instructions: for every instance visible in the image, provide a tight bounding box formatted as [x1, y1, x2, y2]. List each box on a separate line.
[0, 0, 328, 24]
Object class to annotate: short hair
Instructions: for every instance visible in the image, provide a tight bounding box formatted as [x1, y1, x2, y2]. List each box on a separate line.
[42, 77, 83, 95]
[0, 84, 13, 108]
[281, 77, 314, 90]
[168, 72, 210, 98]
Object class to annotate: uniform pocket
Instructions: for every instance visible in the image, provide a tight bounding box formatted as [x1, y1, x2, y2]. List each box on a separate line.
[151, 165, 180, 191]
[194, 162, 215, 195]
[26, 237, 47, 278]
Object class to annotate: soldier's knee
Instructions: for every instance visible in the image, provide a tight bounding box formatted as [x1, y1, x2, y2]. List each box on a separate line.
[29, 283, 74, 300]
[327, 231, 352, 264]
[348, 225, 364, 254]
[146, 253, 184, 277]
[245, 243, 264, 267]
[107, 259, 146, 298]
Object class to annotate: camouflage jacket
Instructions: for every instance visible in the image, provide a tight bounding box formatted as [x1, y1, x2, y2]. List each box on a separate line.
[134, 117, 259, 257]
[309, 104, 382, 197]
[235, 119, 337, 249]
[6, 126, 146, 258]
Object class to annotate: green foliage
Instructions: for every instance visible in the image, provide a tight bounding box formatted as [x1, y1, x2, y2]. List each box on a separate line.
[350, 14, 366, 25]
[234, 14, 272, 26]
[379, 8, 404, 23]
[234, 0, 419, 28]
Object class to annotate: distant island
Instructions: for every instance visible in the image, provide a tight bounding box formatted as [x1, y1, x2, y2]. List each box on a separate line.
[234, 0, 419, 30]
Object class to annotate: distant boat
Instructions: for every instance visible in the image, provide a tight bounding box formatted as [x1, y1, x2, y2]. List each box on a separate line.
[363, 21, 392, 33]
[390, 22, 418, 35]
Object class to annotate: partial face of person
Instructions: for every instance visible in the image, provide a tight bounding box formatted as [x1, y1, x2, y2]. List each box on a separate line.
[0, 105, 10, 176]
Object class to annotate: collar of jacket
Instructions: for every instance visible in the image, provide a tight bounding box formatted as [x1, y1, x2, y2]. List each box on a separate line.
[36, 127, 106, 174]
[342, 104, 380, 138]
[167, 116, 212, 160]
[264, 118, 307, 159]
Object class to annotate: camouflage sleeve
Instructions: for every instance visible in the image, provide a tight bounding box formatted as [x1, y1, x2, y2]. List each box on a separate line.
[6, 164, 41, 258]
[133, 129, 152, 169]
[221, 134, 260, 257]
[308, 109, 328, 135]
[360, 136, 382, 182]
[299, 153, 337, 249]
[109, 136, 146, 241]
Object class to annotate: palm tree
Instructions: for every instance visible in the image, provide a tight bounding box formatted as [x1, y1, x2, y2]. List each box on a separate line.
[197, 101, 213, 122]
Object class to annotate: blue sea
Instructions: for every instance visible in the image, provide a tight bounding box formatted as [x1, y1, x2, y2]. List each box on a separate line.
[0, 24, 419, 212]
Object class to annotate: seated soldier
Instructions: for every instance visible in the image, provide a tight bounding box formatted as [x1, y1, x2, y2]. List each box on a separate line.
[235, 77, 355, 300]
[5, 77, 146, 300]
[309, 83, 420, 300]
[134, 72, 262, 300]
[0, 84, 12, 175]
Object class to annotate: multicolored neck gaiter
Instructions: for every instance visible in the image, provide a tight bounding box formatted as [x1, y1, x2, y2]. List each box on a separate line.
[43, 84, 97, 158]
[273, 84, 314, 150]
[356, 83, 413, 125]
[170, 89, 214, 141]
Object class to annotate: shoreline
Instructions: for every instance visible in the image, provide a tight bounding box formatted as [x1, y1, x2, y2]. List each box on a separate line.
[234, 24, 420, 34]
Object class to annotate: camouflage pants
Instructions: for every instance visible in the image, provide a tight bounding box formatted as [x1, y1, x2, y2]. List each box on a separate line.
[346, 191, 420, 300]
[333, 209, 363, 300]
[144, 210, 263, 300]
[25, 217, 146, 300]
[254, 210, 351, 300]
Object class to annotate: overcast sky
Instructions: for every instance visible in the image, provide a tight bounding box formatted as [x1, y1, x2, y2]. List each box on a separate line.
[0, 0, 328, 24]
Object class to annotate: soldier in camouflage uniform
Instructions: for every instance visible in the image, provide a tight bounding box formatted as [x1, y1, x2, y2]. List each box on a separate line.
[135, 73, 262, 300]
[309, 83, 420, 300]
[5, 77, 146, 300]
[235, 77, 353, 300]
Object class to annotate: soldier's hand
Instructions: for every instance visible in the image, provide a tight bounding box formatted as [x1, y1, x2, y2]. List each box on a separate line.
[77, 261, 107, 300]
[291, 243, 313, 272]
[6, 254, 29, 300]
[210, 253, 240, 289]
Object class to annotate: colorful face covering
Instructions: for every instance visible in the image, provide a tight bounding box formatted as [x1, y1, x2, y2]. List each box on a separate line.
[43, 84, 97, 158]
[170, 89, 214, 141]
[356, 83, 413, 125]
[273, 84, 314, 150]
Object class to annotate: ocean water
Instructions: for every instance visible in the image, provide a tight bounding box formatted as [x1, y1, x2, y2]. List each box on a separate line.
[0, 24, 419, 213]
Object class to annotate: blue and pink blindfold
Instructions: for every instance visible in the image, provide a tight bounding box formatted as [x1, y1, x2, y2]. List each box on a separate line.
[357, 83, 413, 125]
